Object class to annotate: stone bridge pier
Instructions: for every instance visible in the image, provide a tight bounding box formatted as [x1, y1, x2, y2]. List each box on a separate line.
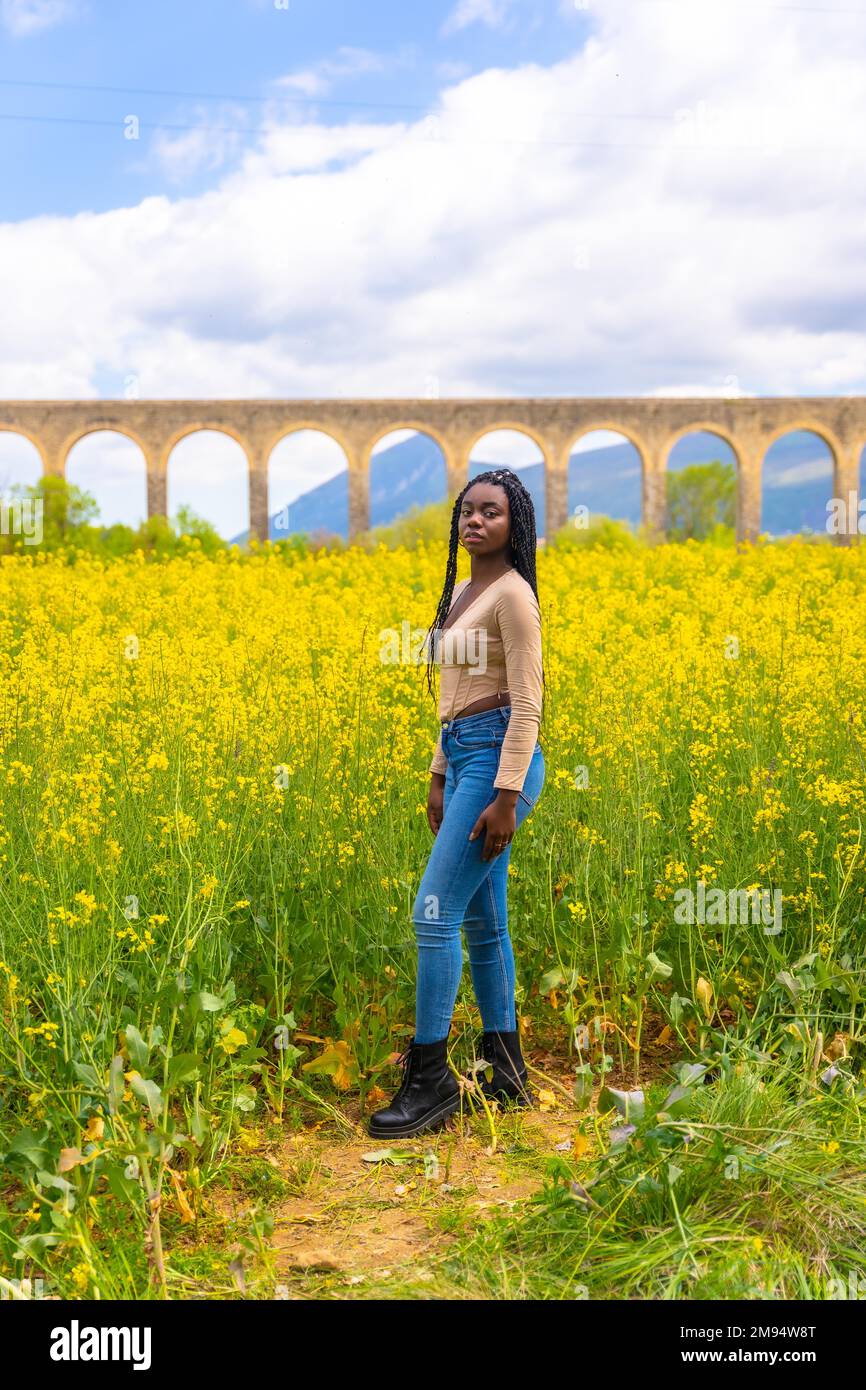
[0, 397, 863, 546]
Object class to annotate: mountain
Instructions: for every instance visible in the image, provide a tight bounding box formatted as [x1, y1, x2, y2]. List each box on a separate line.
[229, 429, 847, 544]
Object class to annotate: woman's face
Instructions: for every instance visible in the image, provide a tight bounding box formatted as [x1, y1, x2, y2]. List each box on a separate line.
[458, 483, 511, 558]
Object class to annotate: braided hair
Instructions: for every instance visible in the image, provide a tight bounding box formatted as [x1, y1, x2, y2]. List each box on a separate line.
[422, 467, 546, 737]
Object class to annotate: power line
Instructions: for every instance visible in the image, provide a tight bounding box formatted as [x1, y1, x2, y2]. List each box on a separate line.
[0, 77, 731, 127]
[0, 75, 673, 127]
[0, 72, 860, 128]
[0, 76, 437, 115]
[0, 108, 860, 155]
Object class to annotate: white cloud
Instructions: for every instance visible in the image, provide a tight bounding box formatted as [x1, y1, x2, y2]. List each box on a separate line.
[2, 0, 866, 423]
[643, 385, 758, 400]
[273, 46, 397, 98]
[470, 430, 543, 467]
[441, 0, 516, 37]
[444, 0, 517, 36]
[1, 0, 77, 35]
[436, 59, 473, 81]
[765, 457, 834, 489]
[148, 105, 251, 185]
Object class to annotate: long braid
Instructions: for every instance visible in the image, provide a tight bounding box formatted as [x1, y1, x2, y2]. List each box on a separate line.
[422, 468, 546, 744]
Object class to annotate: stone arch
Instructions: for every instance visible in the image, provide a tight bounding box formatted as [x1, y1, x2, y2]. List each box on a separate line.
[365, 421, 453, 471]
[65, 429, 148, 529]
[265, 420, 357, 465]
[566, 423, 647, 536]
[366, 427, 449, 539]
[662, 421, 742, 463]
[267, 427, 350, 545]
[61, 422, 154, 472]
[761, 425, 837, 539]
[166, 428, 250, 541]
[760, 420, 841, 459]
[161, 421, 253, 468]
[661, 425, 741, 538]
[0, 424, 48, 472]
[567, 421, 648, 461]
[465, 420, 551, 464]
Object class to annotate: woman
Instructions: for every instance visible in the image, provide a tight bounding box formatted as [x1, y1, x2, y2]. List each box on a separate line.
[368, 468, 546, 1138]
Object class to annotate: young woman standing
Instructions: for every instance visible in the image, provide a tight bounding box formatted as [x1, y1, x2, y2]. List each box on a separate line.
[368, 468, 546, 1138]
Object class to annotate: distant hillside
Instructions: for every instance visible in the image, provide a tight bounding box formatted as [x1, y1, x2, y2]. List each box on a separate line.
[230, 429, 845, 543]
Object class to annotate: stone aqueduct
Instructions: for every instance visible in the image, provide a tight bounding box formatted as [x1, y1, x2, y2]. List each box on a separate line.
[0, 397, 864, 544]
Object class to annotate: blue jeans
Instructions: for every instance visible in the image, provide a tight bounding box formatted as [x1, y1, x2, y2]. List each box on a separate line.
[412, 705, 546, 1043]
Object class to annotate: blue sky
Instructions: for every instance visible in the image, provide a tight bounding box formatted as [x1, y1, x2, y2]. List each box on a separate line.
[1, 0, 577, 222]
[1, 0, 865, 534]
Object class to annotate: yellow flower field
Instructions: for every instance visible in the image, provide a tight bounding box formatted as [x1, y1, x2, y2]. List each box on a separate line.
[0, 536, 864, 1297]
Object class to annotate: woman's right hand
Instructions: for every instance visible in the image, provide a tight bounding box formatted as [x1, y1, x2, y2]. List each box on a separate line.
[427, 775, 445, 835]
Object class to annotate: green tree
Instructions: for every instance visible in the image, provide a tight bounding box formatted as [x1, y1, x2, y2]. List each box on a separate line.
[170, 505, 228, 556]
[550, 512, 640, 550]
[0, 474, 101, 554]
[354, 498, 453, 552]
[666, 460, 736, 541]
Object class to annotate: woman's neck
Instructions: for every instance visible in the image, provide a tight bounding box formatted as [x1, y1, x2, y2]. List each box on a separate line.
[468, 558, 515, 584]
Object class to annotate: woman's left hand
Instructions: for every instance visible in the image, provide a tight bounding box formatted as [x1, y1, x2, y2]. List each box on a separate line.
[468, 798, 517, 861]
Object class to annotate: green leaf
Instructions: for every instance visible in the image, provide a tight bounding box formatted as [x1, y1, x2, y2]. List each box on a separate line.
[5, 1128, 48, 1170]
[608, 1124, 637, 1150]
[669, 993, 691, 1023]
[123, 1024, 150, 1071]
[192, 990, 225, 1016]
[646, 951, 673, 981]
[232, 1085, 257, 1113]
[190, 1100, 207, 1145]
[72, 1062, 100, 1090]
[775, 970, 800, 998]
[129, 1074, 162, 1119]
[108, 1055, 125, 1115]
[9, 1231, 61, 1257]
[658, 1084, 693, 1118]
[106, 1163, 140, 1205]
[598, 1086, 645, 1122]
[36, 1170, 74, 1193]
[676, 1062, 708, 1087]
[166, 1053, 202, 1088]
[573, 1064, 594, 1107]
[539, 966, 564, 994]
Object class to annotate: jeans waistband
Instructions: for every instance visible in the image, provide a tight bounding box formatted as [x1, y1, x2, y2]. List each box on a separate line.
[441, 704, 511, 734]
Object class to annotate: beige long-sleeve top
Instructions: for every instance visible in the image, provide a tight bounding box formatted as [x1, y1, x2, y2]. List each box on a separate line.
[428, 567, 543, 793]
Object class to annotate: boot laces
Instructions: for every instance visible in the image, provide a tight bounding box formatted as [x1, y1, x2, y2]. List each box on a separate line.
[392, 1042, 416, 1095]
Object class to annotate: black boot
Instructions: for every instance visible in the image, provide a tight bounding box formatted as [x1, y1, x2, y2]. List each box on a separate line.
[367, 1035, 462, 1138]
[473, 1029, 534, 1107]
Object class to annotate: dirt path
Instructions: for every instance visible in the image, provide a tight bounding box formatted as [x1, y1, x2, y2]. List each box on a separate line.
[211, 1047, 673, 1296]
